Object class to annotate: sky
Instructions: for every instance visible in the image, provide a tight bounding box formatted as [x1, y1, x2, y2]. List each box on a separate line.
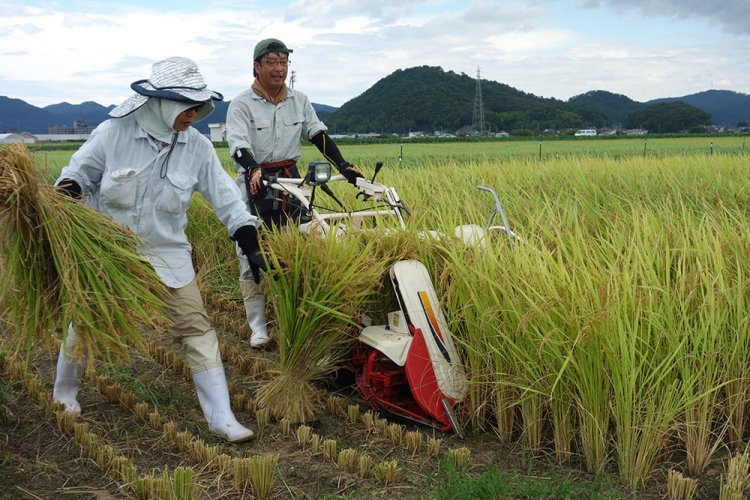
[1, 0, 748, 109]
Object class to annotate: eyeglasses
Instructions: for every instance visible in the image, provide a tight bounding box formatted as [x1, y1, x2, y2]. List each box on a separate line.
[262, 58, 290, 68]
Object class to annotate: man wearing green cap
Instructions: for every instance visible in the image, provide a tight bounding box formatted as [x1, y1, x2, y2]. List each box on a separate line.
[226, 38, 363, 348]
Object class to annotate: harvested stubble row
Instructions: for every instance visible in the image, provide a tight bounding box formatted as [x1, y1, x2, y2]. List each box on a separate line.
[2, 353, 200, 498]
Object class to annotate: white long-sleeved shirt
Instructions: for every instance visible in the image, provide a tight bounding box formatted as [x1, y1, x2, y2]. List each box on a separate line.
[225, 87, 327, 168]
[57, 115, 258, 288]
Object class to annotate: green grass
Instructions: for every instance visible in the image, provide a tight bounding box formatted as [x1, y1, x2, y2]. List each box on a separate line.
[107, 365, 195, 411]
[425, 458, 625, 499]
[39, 136, 750, 182]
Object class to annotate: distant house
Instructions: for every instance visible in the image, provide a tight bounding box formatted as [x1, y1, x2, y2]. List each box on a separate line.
[622, 128, 648, 136]
[0, 132, 36, 144]
[208, 123, 226, 143]
[48, 120, 96, 134]
[574, 129, 597, 137]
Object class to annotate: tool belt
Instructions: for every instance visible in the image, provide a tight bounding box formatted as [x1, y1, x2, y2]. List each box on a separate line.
[246, 159, 304, 226]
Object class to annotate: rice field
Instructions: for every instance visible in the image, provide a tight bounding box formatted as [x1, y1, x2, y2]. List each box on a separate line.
[3, 135, 750, 498]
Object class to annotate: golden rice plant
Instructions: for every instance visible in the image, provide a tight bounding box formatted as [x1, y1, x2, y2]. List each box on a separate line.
[296, 424, 312, 448]
[149, 411, 162, 430]
[72, 421, 90, 444]
[346, 404, 360, 424]
[310, 433, 322, 454]
[96, 444, 115, 471]
[426, 437, 442, 457]
[186, 193, 240, 298]
[388, 423, 404, 446]
[322, 438, 337, 461]
[134, 402, 149, 421]
[374, 459, 399, 486]
[172, 466, 194, 500]
[375, 417, 389, 435]
[667, 469, 697, 500]
[249, 454, 279, 500]
[0, 143, 168, 360]
[175, 431, 192, 452]
[256, 228, 387, 423]
[720, 452, 750, 500]
[405, 431, 422, 456]
[233, 457, 252, 493]
[361, 410, 376, 431]
[112, 456, 137, 484]
[216, 454, 232, 476]
[327, 395, 344, 415]
[280, 417, 291, 435]
[163, 421, 177, 442]
[138, 469, 174, 500]
[447, 447, 471, 470]
[56, 409, 76, 434]
[256, 407, 269, 434]
[358, 454, 374, 479]
[337, 448, 359, 472]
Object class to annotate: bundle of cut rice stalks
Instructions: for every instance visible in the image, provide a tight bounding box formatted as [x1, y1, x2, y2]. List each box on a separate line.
[0, 143, 167, 361]
[257, 227, 387, 423]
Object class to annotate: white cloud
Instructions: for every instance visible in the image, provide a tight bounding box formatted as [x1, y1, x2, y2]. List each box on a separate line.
[0, 0, 747, 108]
[595, 0, 750, 35]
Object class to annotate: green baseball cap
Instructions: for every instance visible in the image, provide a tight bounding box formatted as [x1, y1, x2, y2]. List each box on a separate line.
[254, 38, 293, 60]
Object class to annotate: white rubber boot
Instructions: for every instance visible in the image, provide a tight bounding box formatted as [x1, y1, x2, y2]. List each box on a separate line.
[53, 325, 85, 415]
[193, 367, 254, 443]
[240, 279, 269, 348]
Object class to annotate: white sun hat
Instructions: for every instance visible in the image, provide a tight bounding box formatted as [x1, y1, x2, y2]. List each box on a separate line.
[109, 56, 223, 119]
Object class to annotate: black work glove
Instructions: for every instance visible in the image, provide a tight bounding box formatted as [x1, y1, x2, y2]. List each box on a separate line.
[232, 225, 266, 284]
[56, 178, 83, 199]
[339, 162, 364, 186]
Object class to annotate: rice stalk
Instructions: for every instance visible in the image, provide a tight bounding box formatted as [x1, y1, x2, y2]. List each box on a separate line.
[358, 454, 374, 478]
[256, 228, 386, 422]
[667, 469, 697, 500]
[0, 143, 167, 361]
[249, 454, 279, 500]
[172, 467, 194, 500]
[337, 448, 359, 472]
[374, 460, 399, 486]
[604, 211, 688, 489]
[720, 451, 750, 500]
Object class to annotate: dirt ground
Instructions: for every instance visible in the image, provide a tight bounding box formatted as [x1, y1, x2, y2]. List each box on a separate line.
[0, 306, 722, 499]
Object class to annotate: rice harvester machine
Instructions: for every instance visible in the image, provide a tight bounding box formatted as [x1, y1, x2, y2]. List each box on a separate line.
[260, 160, 517, 435]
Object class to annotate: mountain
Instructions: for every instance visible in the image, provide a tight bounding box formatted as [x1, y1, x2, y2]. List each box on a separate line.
[649, 90, 750, 128]
[0, 96, 59, 134]
[624, 102, 712, 133]
[0, 96, 336, 135]
[567, 91, 643, 125]
[44, 101, 115, 126]
[568, 89, 750, 128]
[325, 66, 608, 134]
[2, 71, 749, 134]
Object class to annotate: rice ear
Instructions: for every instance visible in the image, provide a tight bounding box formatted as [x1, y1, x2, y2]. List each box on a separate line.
[0, 143, 168, 361]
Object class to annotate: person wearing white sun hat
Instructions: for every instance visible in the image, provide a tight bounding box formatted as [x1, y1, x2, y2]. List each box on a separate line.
[52, 56, 261, 443]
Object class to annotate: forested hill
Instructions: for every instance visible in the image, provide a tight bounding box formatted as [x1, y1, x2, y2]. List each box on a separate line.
[568, 89, 750, 128]
[651, 90, 750, 128]
[325, 66, 608, 135]
[567, 91, 642, 125]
